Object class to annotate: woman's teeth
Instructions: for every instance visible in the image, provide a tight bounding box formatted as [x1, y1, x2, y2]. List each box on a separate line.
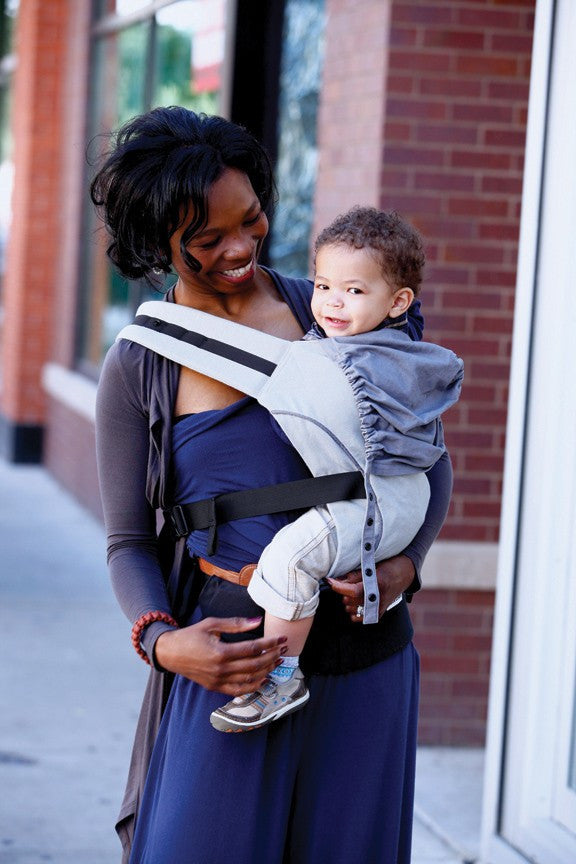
[223, 262, 252, 278]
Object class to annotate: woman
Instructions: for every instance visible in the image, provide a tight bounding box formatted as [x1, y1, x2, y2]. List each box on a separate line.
[93, 106, 453, 864]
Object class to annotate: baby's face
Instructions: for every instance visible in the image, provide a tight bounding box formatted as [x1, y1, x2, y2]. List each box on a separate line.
[311, 243, 399, 337]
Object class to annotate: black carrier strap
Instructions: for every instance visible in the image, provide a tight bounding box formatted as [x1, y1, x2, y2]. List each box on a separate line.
[165, 471, 366, 555]
[134, 314, 278, 376]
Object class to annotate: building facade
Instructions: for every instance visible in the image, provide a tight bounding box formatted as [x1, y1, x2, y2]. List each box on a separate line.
[0, 0, 536, 755]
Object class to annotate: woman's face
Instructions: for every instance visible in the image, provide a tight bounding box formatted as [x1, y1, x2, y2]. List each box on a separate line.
[169, 167, 269, 302]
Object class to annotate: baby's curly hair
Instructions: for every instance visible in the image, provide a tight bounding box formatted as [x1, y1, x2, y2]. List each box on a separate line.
[314, 206, 425, 295]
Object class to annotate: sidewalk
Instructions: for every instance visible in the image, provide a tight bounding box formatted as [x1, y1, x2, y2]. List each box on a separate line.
[0, 462, 484, 863]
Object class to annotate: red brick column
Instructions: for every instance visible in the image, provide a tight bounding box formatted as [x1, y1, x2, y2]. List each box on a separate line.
[0, 0, 70, 461]
[312, 0, 392, 242]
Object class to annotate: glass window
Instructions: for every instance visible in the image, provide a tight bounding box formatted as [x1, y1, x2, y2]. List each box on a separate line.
[80, 0, 226, 371]
[267, 0, 325, 278]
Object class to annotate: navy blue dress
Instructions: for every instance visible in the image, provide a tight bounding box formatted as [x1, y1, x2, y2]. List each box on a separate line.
[128, 397, 420, 863]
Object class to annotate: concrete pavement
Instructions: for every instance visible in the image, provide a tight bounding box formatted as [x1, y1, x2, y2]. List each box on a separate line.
[0, 461, 483, 863]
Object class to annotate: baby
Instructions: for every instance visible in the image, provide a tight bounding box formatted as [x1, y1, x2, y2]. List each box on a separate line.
[210, 206, 463, 732]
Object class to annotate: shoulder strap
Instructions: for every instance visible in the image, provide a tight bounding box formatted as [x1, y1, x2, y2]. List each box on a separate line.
[117, 301, 287, 398]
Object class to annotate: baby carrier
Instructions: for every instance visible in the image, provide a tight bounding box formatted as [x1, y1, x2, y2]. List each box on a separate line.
[117, 300, 463, 623]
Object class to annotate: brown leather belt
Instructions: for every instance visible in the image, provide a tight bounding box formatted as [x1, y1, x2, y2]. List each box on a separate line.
[197, 557, 257, 587]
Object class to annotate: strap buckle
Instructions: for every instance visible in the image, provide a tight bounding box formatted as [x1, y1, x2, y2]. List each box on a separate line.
[205, 498, 218, 555]
[168, 505, 189, 538]
[166, 498, 219, 553]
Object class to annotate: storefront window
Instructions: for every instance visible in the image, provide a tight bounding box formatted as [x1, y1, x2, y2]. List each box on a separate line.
[267, 0, 325, 277]
[80, 0, 226, 371]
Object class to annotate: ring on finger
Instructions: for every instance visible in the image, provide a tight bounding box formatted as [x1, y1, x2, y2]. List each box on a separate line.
[356, 605, 364, 618]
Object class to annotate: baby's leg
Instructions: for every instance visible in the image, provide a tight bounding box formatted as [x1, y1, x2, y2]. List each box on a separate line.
[264, 613, 314, 657]
[210, 510, 336, 733]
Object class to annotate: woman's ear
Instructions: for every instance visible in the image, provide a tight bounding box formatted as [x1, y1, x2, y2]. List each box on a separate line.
[388, 287, 415, 318]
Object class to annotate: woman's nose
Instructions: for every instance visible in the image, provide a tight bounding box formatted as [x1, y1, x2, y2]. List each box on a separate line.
[223, 230, 253, 259]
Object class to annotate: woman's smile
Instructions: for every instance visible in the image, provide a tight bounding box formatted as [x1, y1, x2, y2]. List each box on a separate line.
[218, 259, 256, 283]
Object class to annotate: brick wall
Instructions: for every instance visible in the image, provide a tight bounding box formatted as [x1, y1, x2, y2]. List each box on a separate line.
[379, 0, 535, 746]
[312, 0, 392, 240]
[382, 0, 535, 544]
[412, 589, 494, 746]
[381, 0, 534, 746]
[1, 0, 69, 426]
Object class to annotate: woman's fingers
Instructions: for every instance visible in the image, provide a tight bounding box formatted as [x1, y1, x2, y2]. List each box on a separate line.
[326, 570, 363, 597]
[203, 615, 263, 634]
[216, 639, 287, 673]
[328, 555, 417, 621]
[154, 617, 285, 691]
[327, 571, 365, 621]
[171, 617, 288, 693]
[202, 616, 288, 661]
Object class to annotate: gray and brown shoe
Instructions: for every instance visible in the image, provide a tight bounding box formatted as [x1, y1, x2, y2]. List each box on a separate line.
[210, 670, 309, 733]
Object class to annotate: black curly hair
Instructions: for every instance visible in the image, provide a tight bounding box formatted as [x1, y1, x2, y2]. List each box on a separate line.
[314, 206, 425, 295]
[90, 106, 276, 280]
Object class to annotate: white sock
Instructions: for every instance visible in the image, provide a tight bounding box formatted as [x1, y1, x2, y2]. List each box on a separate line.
[269, 655, 300, 683]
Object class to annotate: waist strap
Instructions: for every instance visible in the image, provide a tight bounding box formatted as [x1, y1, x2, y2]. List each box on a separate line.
[165, 471, 365, 554]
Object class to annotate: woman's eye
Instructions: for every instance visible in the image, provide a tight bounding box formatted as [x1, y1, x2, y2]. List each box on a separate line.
[244, 211, 262, 226]
[200, 237, 220, 250]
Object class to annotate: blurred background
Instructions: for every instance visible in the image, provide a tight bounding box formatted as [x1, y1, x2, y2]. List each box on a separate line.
[0, 2, 574, 862]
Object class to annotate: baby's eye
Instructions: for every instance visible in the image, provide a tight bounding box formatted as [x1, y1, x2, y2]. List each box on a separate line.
[348, 287, 363, 295]
[315, 282, 329, 291]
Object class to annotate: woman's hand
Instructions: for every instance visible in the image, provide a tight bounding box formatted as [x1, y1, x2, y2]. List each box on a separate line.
[154, 616, 287, 695]
[327, 554, 416, 622]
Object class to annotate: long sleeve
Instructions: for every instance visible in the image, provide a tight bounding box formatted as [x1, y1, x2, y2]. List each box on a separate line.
[95, 343, 177, 657]
[402, 449, 453, 592]
[401, 301, 454, 591]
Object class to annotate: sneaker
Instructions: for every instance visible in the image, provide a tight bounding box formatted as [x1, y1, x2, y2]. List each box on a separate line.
[210, 670, 309, 733]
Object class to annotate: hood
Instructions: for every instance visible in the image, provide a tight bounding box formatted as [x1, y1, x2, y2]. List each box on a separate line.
[321, 328, 464, 475]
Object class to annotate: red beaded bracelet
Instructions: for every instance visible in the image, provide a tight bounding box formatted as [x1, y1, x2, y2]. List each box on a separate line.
[131, 610, 179, 665]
